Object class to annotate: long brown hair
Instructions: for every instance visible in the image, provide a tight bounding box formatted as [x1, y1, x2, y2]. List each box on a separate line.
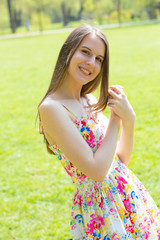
[37, 24, 109, 154]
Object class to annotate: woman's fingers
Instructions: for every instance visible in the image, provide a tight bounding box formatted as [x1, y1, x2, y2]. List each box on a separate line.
[108, 89, 121, 99]
[110, 85, 124, 90]
[108, 98, 117, 104]
[110, 85, 124, 95]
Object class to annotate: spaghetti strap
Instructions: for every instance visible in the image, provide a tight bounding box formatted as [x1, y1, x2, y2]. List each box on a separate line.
[62, 104, 78, 118]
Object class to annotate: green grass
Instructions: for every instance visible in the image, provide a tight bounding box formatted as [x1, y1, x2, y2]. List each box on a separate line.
[0, 23, 160, 239]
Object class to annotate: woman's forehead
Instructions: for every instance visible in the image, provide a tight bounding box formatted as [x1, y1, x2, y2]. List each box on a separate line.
[79, 33, 105, 56]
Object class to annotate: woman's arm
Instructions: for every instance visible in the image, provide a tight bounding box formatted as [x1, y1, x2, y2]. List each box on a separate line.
[39, 99, 120, 182]
[108, 85, 136, 166]
[116, 115, 135, 166]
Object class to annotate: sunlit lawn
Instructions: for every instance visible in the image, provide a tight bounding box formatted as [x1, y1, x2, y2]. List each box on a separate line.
[0, 23, 160, 239]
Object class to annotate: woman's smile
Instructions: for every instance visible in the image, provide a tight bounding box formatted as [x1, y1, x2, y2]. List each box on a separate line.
[79, 66, 92, 76]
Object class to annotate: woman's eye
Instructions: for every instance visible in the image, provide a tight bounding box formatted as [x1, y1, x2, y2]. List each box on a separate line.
[82, 49, 90, 55]
[96, 57, 103, 63]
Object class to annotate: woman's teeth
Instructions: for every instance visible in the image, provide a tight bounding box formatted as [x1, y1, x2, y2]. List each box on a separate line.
[80, 67, 91, 75]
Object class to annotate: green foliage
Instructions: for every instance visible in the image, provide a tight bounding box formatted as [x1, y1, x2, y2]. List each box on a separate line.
[0, 1, 9, 29]
[109, 9, 134, 23]
[31, 12, 51, 28]
[1, 0, 160, 33]
[0, 23, 160, 239]
[84, 0, 94, 13]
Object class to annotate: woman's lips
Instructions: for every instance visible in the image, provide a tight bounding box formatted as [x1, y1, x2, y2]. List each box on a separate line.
[79, 66, 91, 76]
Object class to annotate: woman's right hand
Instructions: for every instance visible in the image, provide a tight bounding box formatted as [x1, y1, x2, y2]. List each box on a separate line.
[107, 85, 135, 123]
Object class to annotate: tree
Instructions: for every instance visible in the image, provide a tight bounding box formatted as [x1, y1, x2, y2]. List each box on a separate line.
[61, 1, 71, 26]
[36, 0, 44, 31]
[117, 0, 121, 23]
[77, 0, 84, 20]
[145, 0, 157, 19]
[135, 0, 157, 19]
[7, 0, 16, 32]
[60, 0, 84, 26]
[83, 0, 114, 24]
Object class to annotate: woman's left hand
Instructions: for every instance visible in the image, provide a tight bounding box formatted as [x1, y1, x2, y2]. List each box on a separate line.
[108, 85, 135, 123]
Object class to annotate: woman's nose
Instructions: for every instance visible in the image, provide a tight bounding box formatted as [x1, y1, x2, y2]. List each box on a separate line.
[86, 56, 96, 67]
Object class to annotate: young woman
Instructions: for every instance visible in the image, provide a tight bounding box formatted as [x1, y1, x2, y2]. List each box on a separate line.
[38, 24, 160, 239]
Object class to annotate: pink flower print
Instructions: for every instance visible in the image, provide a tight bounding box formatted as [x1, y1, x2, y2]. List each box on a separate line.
[86, 219, 97, 234]
[139, 221, 150, 231]
[144, 231, 150, 239]
[70, 161, 74, 168]
[90, 189, 94, 195]
[116, 182, 125, 195]
[86, 214, 105, 235]
[126, 224, 134, 233]
[123, 199, 132, 213]
[118, 176, 128, 184]
[65, 166, 74, 177]
[71, 224, 76, 230]
[78, 174, 87, 183]
[87, 200, 93, 206]
[94, 183, 98, 191]
[99, 201, 103, 210]
[115, 167, 121, 173]
[75, 194, 82, 207]
[144, 216, 147, 222]
[111, 233, 120, 240]
[108, 190, 114, 202]
[97, 215, 105, 226]
[99, 134, 103, 141]
[139, 222, 143, 229]
[87, 197, 93, 206]
[81, 119, 87, 126]
[86, 131, 96, 145]
[157, 229, 160, 239]
[110, 208, 114, 213]
[89, 130, 95, 139]
[116, 176, 128, 195]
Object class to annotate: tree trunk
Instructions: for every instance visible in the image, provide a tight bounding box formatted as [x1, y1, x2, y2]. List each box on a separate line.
[77, 0, 84, 20]
[117, 0, 121, 24]
[15, 10, 22, 27]
[7, 0, 16, 33]
[61, 2, 70, 26]
[37, 7, 43, 32]
[146, 1, 157, 19]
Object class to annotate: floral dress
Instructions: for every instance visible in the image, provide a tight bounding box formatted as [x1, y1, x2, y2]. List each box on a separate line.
[39, 109, 160, 240]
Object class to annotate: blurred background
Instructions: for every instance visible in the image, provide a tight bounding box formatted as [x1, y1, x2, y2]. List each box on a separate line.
[0, 1, 160, 239]
[1, 0, 160, 35]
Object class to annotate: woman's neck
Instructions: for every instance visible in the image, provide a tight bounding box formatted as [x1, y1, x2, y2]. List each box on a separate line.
[55, 75, 83, 101]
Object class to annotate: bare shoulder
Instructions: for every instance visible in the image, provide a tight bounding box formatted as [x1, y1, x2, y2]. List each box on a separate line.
[39, 97, 57, 110]
[39, 97, 63, 116]
[38, 97, 72, 134]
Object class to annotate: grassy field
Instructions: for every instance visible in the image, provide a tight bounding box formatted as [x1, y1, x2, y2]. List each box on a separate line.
[0, 23, 160, 239]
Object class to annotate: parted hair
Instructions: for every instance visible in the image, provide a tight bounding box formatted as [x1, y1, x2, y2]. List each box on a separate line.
[37, 24, 110, 154]
[38, 24, 109, 111]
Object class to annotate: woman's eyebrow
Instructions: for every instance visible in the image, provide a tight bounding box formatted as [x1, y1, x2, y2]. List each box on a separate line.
[81, 46, 104, 59]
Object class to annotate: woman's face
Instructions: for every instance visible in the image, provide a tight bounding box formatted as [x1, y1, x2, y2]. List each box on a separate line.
[67, 33, 105, 85]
